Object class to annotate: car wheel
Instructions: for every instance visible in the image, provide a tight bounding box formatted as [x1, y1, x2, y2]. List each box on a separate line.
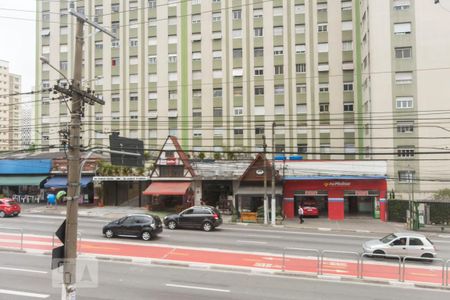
[105, 229, 114, 238]
[421, 253, 434, 262]
[202, 221, 213, 232]
[167, 220, 177, 230]
[372, 250, 385, 258]
[141, 231, 152, 241]
[0, 211, 5, 218]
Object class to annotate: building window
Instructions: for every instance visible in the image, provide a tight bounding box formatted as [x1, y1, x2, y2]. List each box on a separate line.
[232, 9, 242, 20]
[343, 102, 354, 112]
[296, 44, 306, 54]
[296, 104, 307, 114]
[112, 40, 120, 48]
[213, 88, 222, 97]
[297, 144, 307, 154]
[397, 121, 414, 133]
[148, 92, 157, 100]
[234, 107, 244, 116]
[342, 41, 353, 51]
[192, 109, 202, 117]
[168, 54, 177, 63]
[212, 12, 221, 22]
[112, 76, 120, 85]
[396, 96, 414, 109]
[295, 4, 305, 14]
[254, 47, 264, 57]
[317, 2, 327, 12]
[341, 1, 352, 11]
[168, 17, 177, 26]
[233, 48, 243, 58]
[296, 63, 306, 73]
[395, 72, 413, 84]
[213, 108, 223, 117]
[192, 89, 202, 98]
[129, 56, 138, 65]
[129, 38, 138, 47]
[129, 74, 138, 83]
[60, 61, 68, 71]
[317, 43, 328, 53]
[254, 86, 264, 95]
[112, 94, 120, 102]
[168, 72, 178, 81]
[275, 105, 284, 115]
[319, 103, 329, 112]
[394, 22, 412, 35]
[295, 24, 305, 34]
[213, 50, 222, 60]
[398, 170, 415, 183]
[395, 47, 412, 59]
[273, 26, 283, 36]
[397, 147, 415, 158]
[148, 56, 157, 64]
[192, 51, 201, 61]
[148, 0, 156, 8]
[274, 85, 285, 95]
[254, 67, 264, 76]
[130, 92, 138, 101]
[234, 128, 244, 135]
[169, 90, 177, 100]
[149, 73, 157, 82]
[234, 86, 243, 96]
[95, 41, 103, 49]
[254, 27, 263, 37]
[253, 8, 263, 18]
[342, 21, 353, 31]
[192, 14, 201, 24]
[232, 68, 243, 77]
[393, 0, 410, 10]
[296, 84, 306, 93]
[343, 82, 353, 91]
[273, 46, 284, 55]
[319, 83, 329, 92]
[254, 106, 265, 116]
[274, 65, 284, 75]
[232, 29, 242, 39]
[317, 23, 328, 32]
[213, 70, 222, 78]
[273, 7, 283, 16]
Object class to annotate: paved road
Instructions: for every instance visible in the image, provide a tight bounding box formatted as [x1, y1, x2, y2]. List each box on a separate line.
[2, 214, 450, 258]
[0, 252, 449, 300]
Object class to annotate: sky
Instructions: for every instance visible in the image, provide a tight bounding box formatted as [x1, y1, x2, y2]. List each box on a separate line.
[0, 0, 36, 92]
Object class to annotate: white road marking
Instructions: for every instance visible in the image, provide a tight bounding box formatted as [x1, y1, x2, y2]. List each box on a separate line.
[236, 240, 267, 245]
[318, 228, 332, 231]
[438, 234, 450, 238]
[165, 283, 230, 293]
[0, 289, 49, 299]
[0, 266, 47, 274]
[20, 214, 107, 223]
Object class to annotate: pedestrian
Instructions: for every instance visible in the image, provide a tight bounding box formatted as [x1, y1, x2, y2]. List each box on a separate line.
[298, 206, 304, 224]
[47, 191, 56, 208]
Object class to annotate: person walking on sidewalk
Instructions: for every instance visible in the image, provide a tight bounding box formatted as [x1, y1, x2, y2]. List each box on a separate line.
[298, 206, 304, 224]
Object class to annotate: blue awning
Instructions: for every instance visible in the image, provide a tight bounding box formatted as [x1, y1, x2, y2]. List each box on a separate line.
[0, 160, 52, 175]
[44, 176, 93, 189]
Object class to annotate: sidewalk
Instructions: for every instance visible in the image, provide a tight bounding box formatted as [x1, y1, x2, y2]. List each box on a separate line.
[20, 204, 448, 236]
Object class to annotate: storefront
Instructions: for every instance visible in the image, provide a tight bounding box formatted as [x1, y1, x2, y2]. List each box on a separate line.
[44, 176, 94, 204]
[143, 181, 194, 211]
[284, 176, 387, 221]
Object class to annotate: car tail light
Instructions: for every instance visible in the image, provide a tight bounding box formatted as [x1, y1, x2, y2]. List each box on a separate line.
[213, 213, 219, 220]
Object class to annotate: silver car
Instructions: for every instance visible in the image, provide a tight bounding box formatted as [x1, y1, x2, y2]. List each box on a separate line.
[362, 232, 436, 258]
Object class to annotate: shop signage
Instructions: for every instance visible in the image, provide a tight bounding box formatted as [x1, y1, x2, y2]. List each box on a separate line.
[256, 169, 264, 175]
[305, 190, 318, 196]
[324, 181, 351, 187]
[355, 190, 369, 196]
[93, 176, 150, 182]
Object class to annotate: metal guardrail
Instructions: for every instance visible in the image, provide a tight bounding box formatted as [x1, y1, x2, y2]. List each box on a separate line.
[402, 256, 446, 286]
[446, 260, 450, 287]
[360, 253, 401, 281]
[0, 227, 24, 251]
[282, 247, 320, 274]
[320, 250, 360, 277]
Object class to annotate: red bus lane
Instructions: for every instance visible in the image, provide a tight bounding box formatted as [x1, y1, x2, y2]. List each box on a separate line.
[0, 233, 447, 285]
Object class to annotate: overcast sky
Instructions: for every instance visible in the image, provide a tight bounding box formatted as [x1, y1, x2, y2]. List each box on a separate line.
[0, 0, 36, 92]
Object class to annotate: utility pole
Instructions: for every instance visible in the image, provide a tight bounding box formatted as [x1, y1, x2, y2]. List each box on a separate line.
[263, 135, 268, 225]
[271, 122, 276, 225]
[50, 9, 116, 300]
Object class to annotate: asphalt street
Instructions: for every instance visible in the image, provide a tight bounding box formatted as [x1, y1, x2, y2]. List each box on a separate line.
[0, 252, 449, 300]
[1, 214, 450, 259]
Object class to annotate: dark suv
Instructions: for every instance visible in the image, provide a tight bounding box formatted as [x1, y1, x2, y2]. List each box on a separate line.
[102, 214, 163, 241]
[163, 206, 222, 232]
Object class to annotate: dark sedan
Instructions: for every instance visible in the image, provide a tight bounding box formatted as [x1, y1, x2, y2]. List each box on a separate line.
[102, 214, 163, 241]
[163, 206, 222, 232]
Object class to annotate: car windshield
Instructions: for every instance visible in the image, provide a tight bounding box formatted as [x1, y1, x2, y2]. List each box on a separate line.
[6, 200, 17, 205]
[380, 233, 397, 243]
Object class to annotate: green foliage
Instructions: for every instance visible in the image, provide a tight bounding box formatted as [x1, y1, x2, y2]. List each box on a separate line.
[433, 189, 450, 201]
[256, 205, 283, 218]
[387, 200, 409, 222]
[213, 152, 222, 160]
[226, 152, 235, 160]
[198, 152, 205, 160]
[430, 203, 450, 225]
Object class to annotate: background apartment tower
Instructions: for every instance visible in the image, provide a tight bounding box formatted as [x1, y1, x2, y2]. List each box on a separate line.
[35, 0, 357, 159]
[0, 60, 21, 152]
[360, 0, 450, 200]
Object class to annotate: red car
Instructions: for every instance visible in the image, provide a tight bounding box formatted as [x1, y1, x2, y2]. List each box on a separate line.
[302, 200, 319, 217]
[0, 198, 21, 218]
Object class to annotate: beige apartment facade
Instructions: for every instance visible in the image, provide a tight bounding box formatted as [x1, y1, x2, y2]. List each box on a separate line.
[0, 60, 21, 152]
[35, 0, 450, 198]
[360, 0, 450, 201]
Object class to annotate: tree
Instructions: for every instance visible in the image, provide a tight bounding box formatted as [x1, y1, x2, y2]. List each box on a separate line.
[433, 189, 450, 201]
[213, 152, 222, 160]
[198, 152, 205, 160]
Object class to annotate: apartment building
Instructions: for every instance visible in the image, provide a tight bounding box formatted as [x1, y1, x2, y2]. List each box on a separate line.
[35, 0, 450, 198]
[0, 60, 21, 152]
[360, 0, 450, 200]
[35, 0, 357, 159]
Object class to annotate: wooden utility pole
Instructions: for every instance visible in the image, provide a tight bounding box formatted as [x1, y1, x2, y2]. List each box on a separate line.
[271, 122, 276, 225]
[263, 135, 268, 225]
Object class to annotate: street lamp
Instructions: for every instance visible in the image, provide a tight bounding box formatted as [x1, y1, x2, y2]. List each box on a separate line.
[40, 56, 69, 83]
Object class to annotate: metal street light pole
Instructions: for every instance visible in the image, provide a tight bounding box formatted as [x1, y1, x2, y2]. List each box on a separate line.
[271, 122, 276, 225]
[263, 135, 268, 225]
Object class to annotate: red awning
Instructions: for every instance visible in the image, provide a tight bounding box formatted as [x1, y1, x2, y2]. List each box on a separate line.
[143, 181, 191, 196]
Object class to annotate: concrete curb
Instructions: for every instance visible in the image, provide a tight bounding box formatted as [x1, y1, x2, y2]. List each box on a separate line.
[2, 246, 449, 290]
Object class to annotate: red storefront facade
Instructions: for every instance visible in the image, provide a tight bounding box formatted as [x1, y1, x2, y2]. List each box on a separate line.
[283, 176, 388, 221]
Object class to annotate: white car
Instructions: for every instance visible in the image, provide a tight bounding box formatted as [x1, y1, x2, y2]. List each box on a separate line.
[362, 232, 436, 258]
